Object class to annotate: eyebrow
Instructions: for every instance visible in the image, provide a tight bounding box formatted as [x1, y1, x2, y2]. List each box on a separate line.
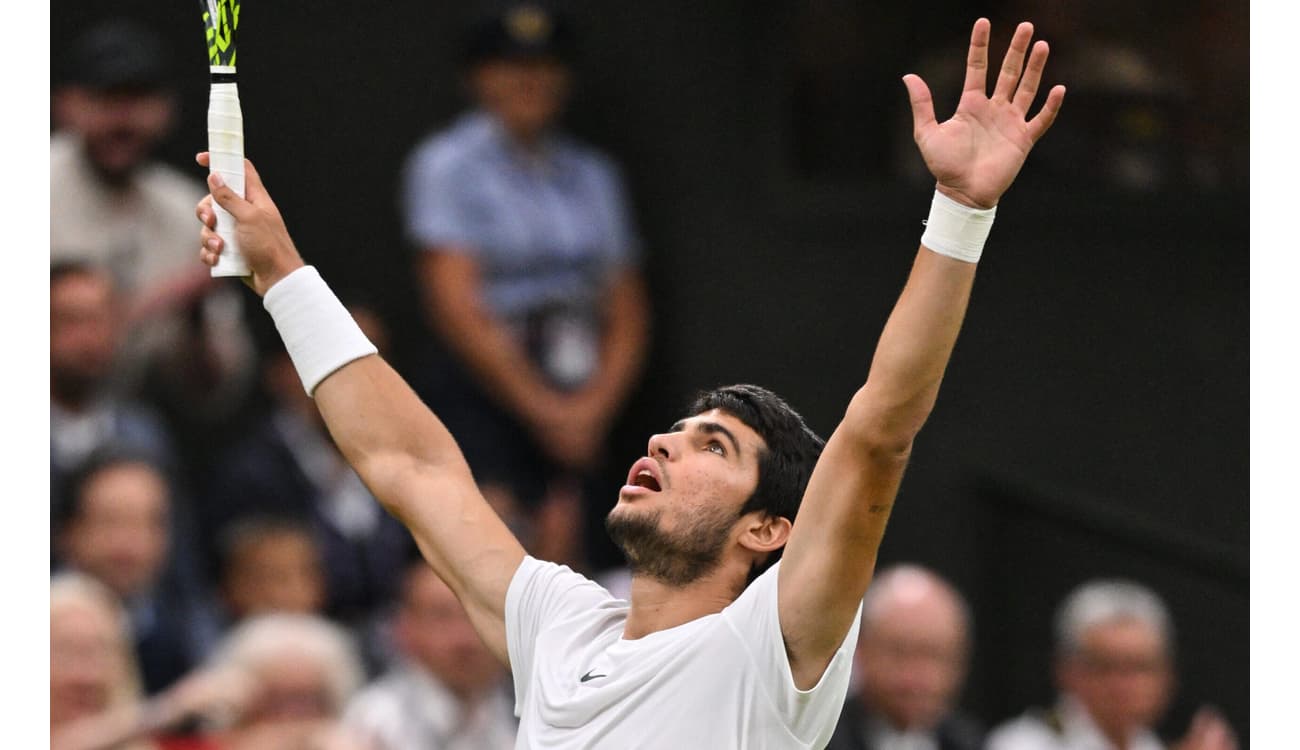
[670, 419, 742, 458]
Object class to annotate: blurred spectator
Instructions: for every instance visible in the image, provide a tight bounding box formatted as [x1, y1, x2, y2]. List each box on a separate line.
[55, 450, 221, 695]
[51, 19, 257, 478]
[402, 2, 650, 568]
[826, 564, 983, 750]
[218, 515, 328, 623]
[51, 572, 157, 750]
[51, 261, 172, 504]
[987, 579, 1236, 750]
[343, 562, 516, 750]
[203, 613, 372, 750]
[200, 303, 414, 632]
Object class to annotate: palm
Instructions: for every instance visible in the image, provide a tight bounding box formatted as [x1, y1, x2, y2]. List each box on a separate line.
[905, 20, 1065, 209]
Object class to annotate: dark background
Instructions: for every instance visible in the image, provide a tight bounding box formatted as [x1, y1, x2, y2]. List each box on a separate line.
[52, 0, 1249, 743]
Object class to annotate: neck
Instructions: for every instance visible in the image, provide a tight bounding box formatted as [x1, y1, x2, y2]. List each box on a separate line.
[622, 565, 746, 639]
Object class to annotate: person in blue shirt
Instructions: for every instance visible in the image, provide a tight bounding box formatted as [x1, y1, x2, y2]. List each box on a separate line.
[401, 3, 650, 567]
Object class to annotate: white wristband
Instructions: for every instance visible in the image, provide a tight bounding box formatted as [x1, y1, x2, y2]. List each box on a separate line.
[263, 266, 377, 396]
[920, 190, 997, 264]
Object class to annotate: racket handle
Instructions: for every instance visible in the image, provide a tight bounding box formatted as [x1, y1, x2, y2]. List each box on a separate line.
[207, 76, 248, 277]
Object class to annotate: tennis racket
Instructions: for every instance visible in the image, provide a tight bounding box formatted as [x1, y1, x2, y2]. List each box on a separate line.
[200, 0, 247, 277]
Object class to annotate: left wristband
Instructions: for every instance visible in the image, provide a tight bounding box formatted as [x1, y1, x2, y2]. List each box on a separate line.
[920, 189, 997, 264]
[263, 266, 377, 396]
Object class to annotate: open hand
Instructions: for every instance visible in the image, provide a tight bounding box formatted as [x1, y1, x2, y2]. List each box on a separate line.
[904, 19, 1066, 208]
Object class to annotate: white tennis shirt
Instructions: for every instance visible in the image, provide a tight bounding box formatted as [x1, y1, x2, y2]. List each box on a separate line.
[506, 555, 861, 749]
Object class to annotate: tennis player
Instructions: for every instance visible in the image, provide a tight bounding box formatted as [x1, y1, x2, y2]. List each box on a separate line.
[196, 19, 1063, 748]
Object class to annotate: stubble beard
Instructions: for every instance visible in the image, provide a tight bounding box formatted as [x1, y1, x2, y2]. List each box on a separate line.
[604, 503, 736, 587]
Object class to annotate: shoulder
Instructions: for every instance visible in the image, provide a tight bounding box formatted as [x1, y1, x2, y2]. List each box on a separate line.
[50, 133, 80, 169]
[555, 135, 625, 185]
[510, 555, 615, 608]
[137, 161, 206, 205]
[986, 709, 1064, 750]
[405, 113, 498, 178]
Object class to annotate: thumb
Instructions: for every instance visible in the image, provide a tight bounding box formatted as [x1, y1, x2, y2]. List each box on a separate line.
[902, 73, 937, 139]
[206, 171, 257, 221]
[240, 158, 272, 207]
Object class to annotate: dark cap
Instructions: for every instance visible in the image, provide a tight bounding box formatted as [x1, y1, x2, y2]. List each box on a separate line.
[464, 3, 577, 67]
[60, 20, 173, 92]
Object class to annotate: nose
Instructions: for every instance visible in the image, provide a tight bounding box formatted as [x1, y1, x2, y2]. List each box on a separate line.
[647, 432, 674, 460]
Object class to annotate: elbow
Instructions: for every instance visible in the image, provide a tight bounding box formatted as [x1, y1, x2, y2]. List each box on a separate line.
[842, 391, 925, 459]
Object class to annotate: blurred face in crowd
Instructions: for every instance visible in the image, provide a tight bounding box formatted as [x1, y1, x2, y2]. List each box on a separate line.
[61, 461, 171, 599]
[855, 573, 969, 731]
[224, 530, 327, 620]
[242, 651, 338, 725]
[1057, 617, 1173, 741]
[54, 86, 175, 183]
[470, 57, 571, 143]
[50, 269, 120, 407]
[396, 565, 503, 699]
[50, 595, 132, 728]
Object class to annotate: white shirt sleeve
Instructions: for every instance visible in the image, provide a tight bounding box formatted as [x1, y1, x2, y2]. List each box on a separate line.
[505, 555, 614, 715]
[721, 562, 862, 747]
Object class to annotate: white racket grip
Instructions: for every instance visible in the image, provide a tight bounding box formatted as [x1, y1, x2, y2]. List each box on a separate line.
[207, 78, 248, 277]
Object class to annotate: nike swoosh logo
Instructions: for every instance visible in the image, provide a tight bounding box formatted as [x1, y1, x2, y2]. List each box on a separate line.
[580, 670, 607, 683]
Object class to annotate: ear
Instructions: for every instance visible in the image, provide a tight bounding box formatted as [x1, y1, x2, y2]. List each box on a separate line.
[737, 512, 792, 556]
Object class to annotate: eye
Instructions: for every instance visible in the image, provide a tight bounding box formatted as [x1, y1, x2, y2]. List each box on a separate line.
[705, 440, 726, 456]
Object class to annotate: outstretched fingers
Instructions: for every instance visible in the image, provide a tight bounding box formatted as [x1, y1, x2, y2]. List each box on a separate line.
[1013, 40, 1050, 112]
[962, 18, 992, 95]
[993, 22, 1035, 102]
[1026, 84, 1067, 143]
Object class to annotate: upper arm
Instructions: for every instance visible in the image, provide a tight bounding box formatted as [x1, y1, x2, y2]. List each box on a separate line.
[777, 390, 912, 688]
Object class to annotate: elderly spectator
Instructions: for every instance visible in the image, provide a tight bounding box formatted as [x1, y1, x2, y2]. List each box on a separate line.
[51, 572, 157, 750]
[827, 564, 983, 750]
[343, 562, 516, 749]
[987, 579, 1236, 750]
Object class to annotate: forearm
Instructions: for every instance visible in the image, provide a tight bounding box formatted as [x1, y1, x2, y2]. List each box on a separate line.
[314, 354, 472, 489]
[420, 251, 559, 422]
[576, 271, 650, 418]
[845, 247, 976, 448]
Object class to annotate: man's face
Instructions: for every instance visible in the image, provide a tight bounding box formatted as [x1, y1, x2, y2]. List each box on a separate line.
[50, 271, 119, 405]
[469, 58, 571, 140]
[606, 409, 764, 586]
[50, 599, 123, 728]
[1058, 619, 1173, 740]
[242, 652, 337, 725]
[61, 462, 171, 599]
[224, 532, 326, 619]
[55, 86, 174, 181]
[396, 566, 502, 698]
[855, 585, 968, 731]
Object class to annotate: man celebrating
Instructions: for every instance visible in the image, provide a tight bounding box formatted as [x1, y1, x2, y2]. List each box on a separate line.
[195, 19, 1063, 748]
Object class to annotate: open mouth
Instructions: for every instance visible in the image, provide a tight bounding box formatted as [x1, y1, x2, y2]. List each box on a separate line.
[625, 457, 663, 493]
[632, 471, 661, 492]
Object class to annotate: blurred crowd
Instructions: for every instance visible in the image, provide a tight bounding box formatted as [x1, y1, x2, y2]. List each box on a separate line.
[50, 4, 1240, 749]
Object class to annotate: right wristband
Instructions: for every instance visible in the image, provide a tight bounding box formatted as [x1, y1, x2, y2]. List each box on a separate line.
[262, 265, 377, 396]
[920, 189, 997, 264]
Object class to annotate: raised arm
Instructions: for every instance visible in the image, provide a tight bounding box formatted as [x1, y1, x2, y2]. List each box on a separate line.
[778, 18, 1065, 688]
[195, 157, 525, 665]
